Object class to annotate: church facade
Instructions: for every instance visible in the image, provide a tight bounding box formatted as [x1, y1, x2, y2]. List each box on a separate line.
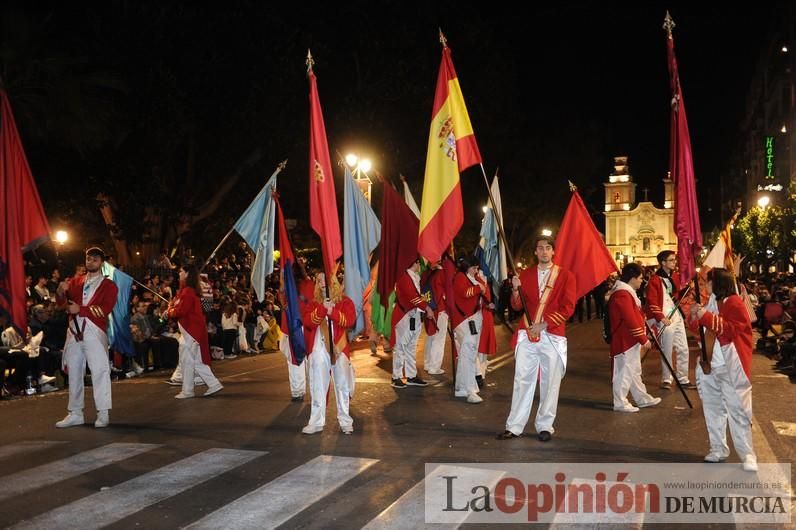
[603, 156, 676, 267]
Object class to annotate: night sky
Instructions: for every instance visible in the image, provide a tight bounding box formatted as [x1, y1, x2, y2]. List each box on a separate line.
[2, 1, 776, 261]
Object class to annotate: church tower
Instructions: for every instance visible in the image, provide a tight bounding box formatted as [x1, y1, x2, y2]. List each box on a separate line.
[604, 156, 636, 212]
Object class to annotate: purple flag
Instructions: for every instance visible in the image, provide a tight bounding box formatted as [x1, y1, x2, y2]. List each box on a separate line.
[665, 14, 702, 285]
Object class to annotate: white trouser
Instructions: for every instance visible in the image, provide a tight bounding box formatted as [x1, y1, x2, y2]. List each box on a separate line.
[423, 311, 448, 372]
[454, 312, 483, 396]
[612, 344, 655, 408]
[170, 358, 203, 384]
[655, 319, 689, 383]
[179, 333, 220, 395]
[696, 354, 755, 460]
[64, 336, 112, 413]
[476, 353, 488, 379]
[393, 310, 421, 379]
[505, 330, 566, 435]
[307, 334, 353, 430]
[281, 337, 307, 397]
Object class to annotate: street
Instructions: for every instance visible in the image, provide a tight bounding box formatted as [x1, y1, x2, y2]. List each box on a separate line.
[0, 319, 793, 529]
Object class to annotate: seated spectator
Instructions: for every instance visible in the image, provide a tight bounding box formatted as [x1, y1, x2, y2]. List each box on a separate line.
[32, 276, 52, 305]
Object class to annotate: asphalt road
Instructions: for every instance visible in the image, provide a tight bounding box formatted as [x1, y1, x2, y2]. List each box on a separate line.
[0, 319, 793, 529]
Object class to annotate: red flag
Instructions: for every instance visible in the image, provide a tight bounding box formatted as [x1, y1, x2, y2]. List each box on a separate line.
[554, 188, 618, 301]
[0, 89, 51, 331]
[665, 14, 702, 285]
[308, 62, 341, 277]
[377, 184, 419, 307]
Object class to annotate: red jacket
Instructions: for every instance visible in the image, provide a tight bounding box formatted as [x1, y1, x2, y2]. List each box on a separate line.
[510, 265, 576, 344]
[450, 272, 484, 329]
[608, 289, 649, 356]
[390, 271, 429, 345]
[644, 272, 681, 322]
[57, 275, 118, 334]
[477, 275, 497, 356]
[698, 294, 753, 379]
[169, 287, 211, 365]
[302, 296, 356, 358]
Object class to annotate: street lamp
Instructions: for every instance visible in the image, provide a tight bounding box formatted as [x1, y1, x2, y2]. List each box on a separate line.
[757, 195, 770, 209]
[345, 152, 374, 204]
[541, 228, 552, 237]
[54, 230, 68, 266]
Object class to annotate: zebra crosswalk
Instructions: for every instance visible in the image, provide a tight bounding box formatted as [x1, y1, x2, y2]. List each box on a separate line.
[0, 440, 445, 529]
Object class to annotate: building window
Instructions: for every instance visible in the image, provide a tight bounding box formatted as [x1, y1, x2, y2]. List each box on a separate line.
[614, 192, 621, 203]
[643, 238, 650, 252]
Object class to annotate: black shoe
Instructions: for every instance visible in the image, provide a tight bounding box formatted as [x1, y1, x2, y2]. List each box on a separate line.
[291, 394, 305, 402]
[406, 376, 428, 387]
[475, 375, 484, 389]
[682, 382, 698, 390]
[496, 430, 521, 440]
[391, 378, 407, 388]
[538, 431, 552, 442]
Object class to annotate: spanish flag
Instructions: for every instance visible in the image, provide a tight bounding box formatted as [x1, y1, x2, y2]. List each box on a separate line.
[418, 34, 481, 263]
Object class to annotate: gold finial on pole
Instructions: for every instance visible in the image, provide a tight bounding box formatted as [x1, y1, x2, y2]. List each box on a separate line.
[568, 180, 578, 192]
[278, 159, 288, 171]
[438, 28, 448, 48]
[663, 11, 675, 38]
[306, 49, 315, 73]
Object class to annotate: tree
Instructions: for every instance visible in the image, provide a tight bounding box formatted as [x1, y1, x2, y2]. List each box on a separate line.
[734, 205, 795, 274]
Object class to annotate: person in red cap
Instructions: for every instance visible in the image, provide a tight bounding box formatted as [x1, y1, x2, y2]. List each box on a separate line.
[55, 247, 118, 428]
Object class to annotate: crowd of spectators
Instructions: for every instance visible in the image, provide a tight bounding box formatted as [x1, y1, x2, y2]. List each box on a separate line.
[1, 242, 285, 399]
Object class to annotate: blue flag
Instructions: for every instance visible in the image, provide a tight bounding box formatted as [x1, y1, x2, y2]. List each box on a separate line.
[275, 195, 307, 364]
[101, 262, 134, 356]
[479, 207, 499, 284]
[234, 169, 279, 302]
[343, 167, 381, 337]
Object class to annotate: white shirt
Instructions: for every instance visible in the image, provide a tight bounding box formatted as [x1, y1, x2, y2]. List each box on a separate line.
[537, 266, 552, 297]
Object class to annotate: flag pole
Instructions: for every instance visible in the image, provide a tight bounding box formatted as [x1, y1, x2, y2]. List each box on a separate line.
[201, 159, 287, 272]
[477, 163, 536, 333]
[664, 11, 709, 385]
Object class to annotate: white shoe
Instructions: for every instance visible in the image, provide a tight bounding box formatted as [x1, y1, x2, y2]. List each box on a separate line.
[426, 368, 445, 375]
[204, 384, 223, 396]
[174, 392, 195, 399]
[95, 410, 109, 428]
[454, 390, 468, 398]
[341, 426, 354, 435]
[39, 374, 56, 384]
[638, 397, 662, 408]
[132, 361, 145, 375]
[614, 404, 640, 413]
[223, 354, 237, 360]
[40, 383, 58, 393]
[466, 393, 483, 404]
[56, 413, 85, 428]
[742, 454, 758, 472]
[704, 451, 729, 463]
[302, 424, 323, 435]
